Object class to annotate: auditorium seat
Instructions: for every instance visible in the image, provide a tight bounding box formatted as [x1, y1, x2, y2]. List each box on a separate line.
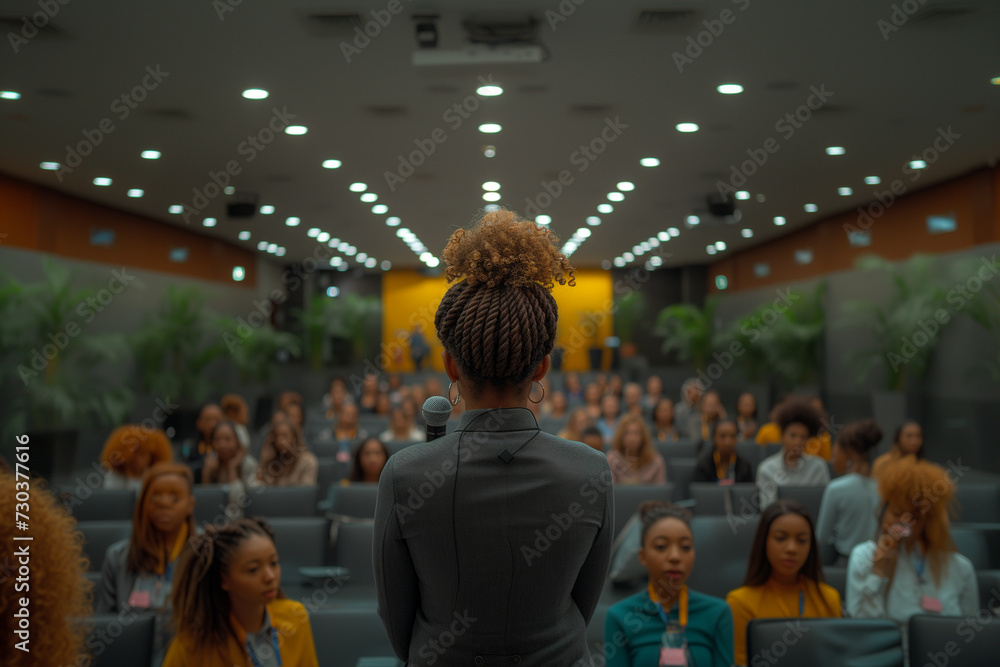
[686, 515, 759, 599]
[977, 570, 1000, 612]
[666, 458, 698, 501]
[955, 483, 1000, 523]
[76, 613, 155, 667]
[244, 485, 320, 517]
[909, 614, 1000, 666]
[762, 443, 783, 460]
[310, 609, 399, 667]
[59, 488, 135, 522]
[747, 618, 902, 666]
[332, 522, 376, 585]
[655, 439, 700, 462]
[268, 517, 329, 584]
[689, 483, 758, 516]
[191, 485, 229, 526]
[316, 457, 339, 497]
[776, 486, 825, 521]
[824, 566, 847, 602]
[612, 484, 675, 540]
[311, 440, 342, 459]
[329, 484, 379, 519]
[737, 441, 762, 467]
[78, 520, 132, 571]
[951, 527, 992, 570]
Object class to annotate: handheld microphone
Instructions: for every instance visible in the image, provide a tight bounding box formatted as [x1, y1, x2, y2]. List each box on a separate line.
[422, 395, 453, 442]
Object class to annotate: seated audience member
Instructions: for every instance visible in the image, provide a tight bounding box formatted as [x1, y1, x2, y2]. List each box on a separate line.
[163, 518, 319, 667]
[380, 406, 425, 443]
[622, 382, 644, 417]
[694, 419, 754, 485]
[605, 502, 734, 667]
[756, 398, 830, 509]
[357, 372, 381, 413]
[642, 374, 664, 414]
[201, 420, 258, 487]
[323, 378, 350, 421]
[816, 419, 881, 565]
[374, 392, 392, 416]
[754, 398, 786, 446]
[847, 458, 976, 641]
[342, 437, 390, 485]
[607, 374, 624, 398]
[544, 389, 569, 419]
[872, 421, 924, 480]
[401, 394, 423, 426]
[387, 373, 404, 403]
[580, 426, 605, 453]
[583, 382, 603, 421]
[650, 397, 680, 444]
[805, 396, 832, 460]
[674, 379, 703, 439]
[98, 463, 197, 666]
[727, 500, 841, 667]
[423, 376, 445, 403]
[331, 403, 366, 453]
[282, 401, 304, 429]
[736, 392, 758, 440]
[180, 403, 223, 473]
[607, 414, 667, 485]
[101, 424, 173, 490]
[220, 393, 252, 450]
[563, 371, 583, 404]
[1, 469, 92, 667]
[697, 390, 726, 443]
[255, 414, 318, 487]
[558, 406, 592, 442]
[596, 393, 622, 443]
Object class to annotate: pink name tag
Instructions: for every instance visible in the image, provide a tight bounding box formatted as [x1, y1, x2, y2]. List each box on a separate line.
[718, 478, 734, 486]
[660, 648, 687, 666]
[921, 595, 943, 612]
[336, 450, 351, 463]
[127, 590, 152, 608]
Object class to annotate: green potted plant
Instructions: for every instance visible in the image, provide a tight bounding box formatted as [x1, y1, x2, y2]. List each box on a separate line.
[290, 293, 334, 372]
[653, 297, 718, 370]
[0, 259, 132, 480]
[953, 255, 1000, 381]
[613, 291, 646, 371]
[219, 319, 301, 388]
[327, 293, 382, 366]
[762, 281, 826, 393]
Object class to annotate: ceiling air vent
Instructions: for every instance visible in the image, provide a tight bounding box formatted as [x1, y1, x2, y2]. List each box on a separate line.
[909, 3, 980, 24]
[143, 108, 194, 121]
[303, 13, 363, 37]
[634, 9, 700, 31]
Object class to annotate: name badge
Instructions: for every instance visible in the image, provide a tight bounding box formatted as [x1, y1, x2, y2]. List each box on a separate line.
[336, 450, 351, 463]
[660, 647, 687, 666]
[921, 595, 943, 612]
[128, 590, 152, 609]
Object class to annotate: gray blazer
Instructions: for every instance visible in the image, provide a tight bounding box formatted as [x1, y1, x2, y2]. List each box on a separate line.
[374, 408, 614, 666]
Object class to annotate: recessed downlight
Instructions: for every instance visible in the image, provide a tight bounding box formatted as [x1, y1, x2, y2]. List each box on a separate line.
[482, 181, 500, 191]
[322, 159, 342, 169]
[864, 176, 881, 185]
[686, 215, 700, 226]
[804, 203, 818, 212]
[826, 146, 846, 156]
[372, 204, 388, 214]
[238, 231, 251, 240]
[360, 193, 378, 202]
[478, 123, 502, 133]
[616, 181, 635, 192]
[838, 187, 853, 196]
[535, 215, 552, 225]
[741, 228, 753, 238]
[774, 216, 786, 226]
[284, 125, 308, 135]
[675, 123, 699, 133]
[285, 217, 300, 226]
[640, 157, 660, 167]
[476, 84, 503, 96]
[169, 205, 184, 214]
[717, 83, 744, 94]
[349, 183, 367, 192]
[307, 228, 320, 237]
[587, 216, 601, 226]
[386, 217, 401, 226]
[40, 161, 60, 170]
[597, 204, 614, 214]
[735, 191, 750, 200]
[127, 189, 144, 198]
[607, 192, 625, 202]
[242, 88, 269, 99]
[141, 150, 161, 160]
[93, 177, 112, 186]
[203, 218, 217, 227]
[259, 205, 275, 214]
[483, 192, 501, 202]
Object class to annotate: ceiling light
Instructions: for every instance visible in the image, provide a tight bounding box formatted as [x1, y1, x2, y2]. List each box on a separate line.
[717, 83, 744, 94]
[224, 186, 235, 195]
[640, 157, 660, 167]
[838, 187, 853, 196]
[564, 242, 578, 253]
[741, 228, 753, 238]
[386, 216, 401, 226]
[657, 231, 670, 241]
[322, 159, 342, 169]
[0, 90, 21, 100]
[804, 203, 818, 212]
[649, 256, 663, 267]
[864, 176, 881, 185]
[687, 215, 700, 226]
[623, 252, 634, 262]
[259, 205, 275, 214]
[238, 231, 251, 240]
[992, 76, 1000, 85]
[668, 227, 680, 237]
[381, 260, 392, 270]
[613, 257, 626, 267]
[307, 228, 320, 237]
[483, 145, 496, 158]
[330, 237, 340, 246]
[426, 257, 440, 268]
[633, 245, 644, 255]
[641, 242, 651, 251]
[483, 192, 501, 202]
[616, 181, 635, 192]
[285, 126, 308, 135]
[242, 89, 269, 99]
[127, 189, 144, 198]
[275, 247, 286, 257]
[285, 216, 300, 226]
[317, 232, 330, 242]
[601, 260, 612, 270]
[649, 238, 660, 247]
[257, 241, 268, 251]
[349, 183, 367, 192]
[357, 252, 368, 261]
[232, 266, 245, 281]
[203, 218, 217, 227]
[169, 205, 183, 214]
[706, 245, 717, 255]
[484, 204, 499, 212]
[365, 258, 377, 268]
[587, 216, 601, 226]
[93, 177, 112, 186]
[774, 216, 786, 226]
[330, 257, 344, 267]
[715, 241, 726, 251]
[735, 191, 750, 200]
[39, 161, 60, 170]
[826, 146, 846, 156]
[360, 192, 378, 202]
[141, 150, 161, 160]
[909, 160, 927, 170]
[395, 229, 408, 238]
[477, 84, 503, 96]
[420, 252, 432, 262]
[535, 215, 552, 225]
[607, 192, 624, 202]
[372, 204, 388, 214]
[345, 247, 357, 256]
[675, 123, 699, 133]
[482, 181, 500, 191]
[478, 123, 502, 133]
[577, 228, 591, 238]
[597, 204, 614, 214]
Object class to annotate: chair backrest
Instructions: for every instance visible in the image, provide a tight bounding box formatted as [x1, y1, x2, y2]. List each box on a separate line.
[736, 441, 762, 468]
[385, 440, 420, 456]
[310, 609, 396, 667]
[950, 527, 991, 570]
[655, 440, 700, 462]
[331, 484, 380, 519]
[78, 520, 133, 572]
[688, 482, 760, 517]
[331, 522, 376, 584]
[191, 485, 230, 526]
[823, 566, 847, 601]
[76, 613, 156, 667]
[955, 483, 1000, 523]
[776, 486, 826, 522]
[267, 517, 329, 584]
[687, 515, 760, 599]
[611, 484, 675, 540]
[59, 488, 136, 522]
[977, 569, 1000, 612]
[667, 458, 699, 501]
[763, 443, 783, 460]
[909, 614, 1000, 667]
[316, 457, 339, 497]
[747, 618, 902, 667]
[244, 485, 320, 517]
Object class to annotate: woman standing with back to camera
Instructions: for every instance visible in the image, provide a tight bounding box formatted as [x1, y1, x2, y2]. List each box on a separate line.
[374, 210, 614, 666]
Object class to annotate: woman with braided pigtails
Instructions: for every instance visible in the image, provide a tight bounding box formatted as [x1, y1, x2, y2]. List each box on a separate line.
[374, 209, 615, 666]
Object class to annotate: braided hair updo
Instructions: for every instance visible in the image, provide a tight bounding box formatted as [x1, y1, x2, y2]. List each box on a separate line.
[435, 209, 575, 393]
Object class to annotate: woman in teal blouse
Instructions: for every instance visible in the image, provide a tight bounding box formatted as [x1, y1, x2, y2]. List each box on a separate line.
[604, 502, 733, 667]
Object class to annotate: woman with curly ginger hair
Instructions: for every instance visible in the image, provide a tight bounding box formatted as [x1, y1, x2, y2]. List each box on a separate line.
[374, 209, 614, 666]
[100, 424, 173, 491]
[0, 471, 92, 667]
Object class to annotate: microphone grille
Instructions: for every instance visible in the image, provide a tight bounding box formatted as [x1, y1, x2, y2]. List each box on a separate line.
[422, 395, 453, 427]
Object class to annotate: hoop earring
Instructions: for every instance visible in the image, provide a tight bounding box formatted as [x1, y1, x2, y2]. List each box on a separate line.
[447, 381, 462, 406]
[528, 380, 545, 404]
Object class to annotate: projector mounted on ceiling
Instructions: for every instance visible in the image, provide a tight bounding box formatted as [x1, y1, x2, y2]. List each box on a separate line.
[412, 12, 544, 66]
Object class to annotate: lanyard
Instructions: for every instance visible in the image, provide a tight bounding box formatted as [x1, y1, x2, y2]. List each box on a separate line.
[798, 589, 805, 617]
[913, 551, 926, 584]
[246, 632, 282, 667]
[651, 585, 688, 629]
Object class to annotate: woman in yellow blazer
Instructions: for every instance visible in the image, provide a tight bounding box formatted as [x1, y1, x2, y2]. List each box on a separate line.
[726, 500, 841, 666]
[163, 517, 318, 667]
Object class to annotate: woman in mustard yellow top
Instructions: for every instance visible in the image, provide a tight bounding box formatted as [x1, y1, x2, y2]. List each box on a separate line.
[164, 517, 319, 667]
[726, 500, 841, 666]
